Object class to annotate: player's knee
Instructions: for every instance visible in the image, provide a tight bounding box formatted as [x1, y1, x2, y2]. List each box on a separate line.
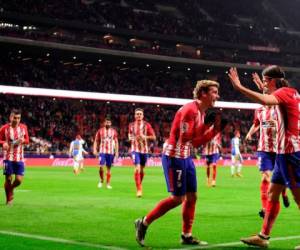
[171, 196, 184, 205]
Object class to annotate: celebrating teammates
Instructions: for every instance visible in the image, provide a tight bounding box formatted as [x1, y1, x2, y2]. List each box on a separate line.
[229, 65, 300, 249]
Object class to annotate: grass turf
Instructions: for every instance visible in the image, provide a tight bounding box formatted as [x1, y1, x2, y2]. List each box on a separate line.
[0, 166, 299, 250]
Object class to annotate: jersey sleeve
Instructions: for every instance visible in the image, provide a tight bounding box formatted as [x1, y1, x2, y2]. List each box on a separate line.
[114, 129, 118, 140]
[272, 87, 290, 104]
[0, 126, 6, 144]
[23, 125, 30, 144]
[128, 123, 133, 139]
[253, 110, 259, 126]
[146, 123, 155, 136]
[95, 130, 100, 143]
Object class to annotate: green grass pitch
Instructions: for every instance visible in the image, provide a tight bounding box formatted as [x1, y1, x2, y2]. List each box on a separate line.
[0, 166, 299, 250]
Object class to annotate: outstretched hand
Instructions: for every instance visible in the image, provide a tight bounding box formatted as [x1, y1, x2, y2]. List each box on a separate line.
[228, 67, 242, 90]
[252, 72, 264, 91]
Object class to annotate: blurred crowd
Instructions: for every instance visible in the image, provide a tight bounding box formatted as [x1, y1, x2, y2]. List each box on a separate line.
[0, 94, 257, 157]
[1, 0, 300, 66]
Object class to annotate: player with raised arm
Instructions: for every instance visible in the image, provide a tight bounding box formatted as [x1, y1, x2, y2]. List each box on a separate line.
[134, 80, 225, 247]
[128, 108, 156, 197]
[245, 73, 289, 219]
[93, 117, 119, 189]
[229, 65, 300, 249]
[230, 130, 243, 177]
[0, 109, 29, 205]
[202, 132, 221, 187]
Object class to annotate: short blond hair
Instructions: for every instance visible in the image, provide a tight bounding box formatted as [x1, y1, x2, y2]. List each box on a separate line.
[193, 80, 219, 99]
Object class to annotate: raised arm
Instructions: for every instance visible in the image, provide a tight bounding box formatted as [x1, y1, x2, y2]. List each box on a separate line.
[228, 67, 279, 105]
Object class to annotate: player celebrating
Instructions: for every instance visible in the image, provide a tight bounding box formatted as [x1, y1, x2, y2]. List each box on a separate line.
[0, 109, 29, 205]
[245, 73, 289, 219]
[229, 66, 300, 249]
[202, 132, 221, 187]
[230, 130, 243, 177]
[93, 117, 119, 189]
[135, 80, 224, 247]
[128, 108, 156, 197]
[69, 135, 87, 175]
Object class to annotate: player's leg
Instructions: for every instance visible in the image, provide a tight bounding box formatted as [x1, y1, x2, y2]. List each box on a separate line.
[106, 154, 114, 189]
[73, 157, 80, 175]
[211, 154, 219, 187]
[4, 175, 13, 205]
[79, 158, 84, 171]
[206, 157, 211, 186]
[230, 154, 236, 177]
[3, 160, 13, 204]
[236, 154, 243, 177]
[98, 154, 105, 188]
[259, 170, 271, 218]
[132, 152, 142, 197]
[140, 153, 148, 184]
[181, 158, 207, 245]
[241, 154, 287, 247]
[281, 188, 290, 208]
[135, 155, 185, 246]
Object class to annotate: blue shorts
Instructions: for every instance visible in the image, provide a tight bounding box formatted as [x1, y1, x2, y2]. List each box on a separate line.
[205, 153, 219, 165]
[257, 151, 276, 172]
[3, 160, 25, 176]
[99, 154, 114, 167]
[162, 154, 197, 196]
[131, 152, 148, 166]
[272, 152, 300, 188]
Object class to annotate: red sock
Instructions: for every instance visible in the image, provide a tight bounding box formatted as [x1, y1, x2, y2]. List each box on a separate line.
[134, 171, 141, 190]
[106, 172, 111, 184]
[260, 180, 269, 210]
[212, 164, 217, 181]
[182, 199, 196, 234]
[206, 167, 210, 179]
[99, 168, 104, 182]
[261, 200, 280, 236]
[140, 172, 145, 183]
[4, 181, 12, 200]
[145, 197, 181, 225]
[281, 188, 287, 197]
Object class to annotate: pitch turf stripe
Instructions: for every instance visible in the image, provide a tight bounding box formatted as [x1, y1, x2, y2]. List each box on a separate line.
[0, 230, 128, 250]
[170, 235, 300, 249]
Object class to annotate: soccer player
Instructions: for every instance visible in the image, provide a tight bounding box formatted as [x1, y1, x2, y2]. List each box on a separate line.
[230, 130, 243, 177]
[229, 66, 300, 249]
[245, 73, 289, 219]
[128, 108, 156, 197]
[202, 132, 221, 187]
[135, 80, 224, 247]
[0, 109, 29, 205]
[69, 135, 87, 175]
[93, 117, 118, 189]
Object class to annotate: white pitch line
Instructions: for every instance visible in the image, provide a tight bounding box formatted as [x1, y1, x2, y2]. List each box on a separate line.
[169, 235, 300, 250]
[0, 230, 128, 250]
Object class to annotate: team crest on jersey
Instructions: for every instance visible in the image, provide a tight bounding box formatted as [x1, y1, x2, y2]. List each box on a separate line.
[180, 122, 189, 133]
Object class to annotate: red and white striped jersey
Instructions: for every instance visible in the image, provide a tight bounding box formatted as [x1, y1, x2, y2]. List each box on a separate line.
[164, 101, 217, 158]
[254, 106, 279, 153]
[95, 127, 118, 154]
[273, 87, 300, 153]
[128, 121, 155, 153]
[202, 133, 221, 155]
[0, 123, 29, 161]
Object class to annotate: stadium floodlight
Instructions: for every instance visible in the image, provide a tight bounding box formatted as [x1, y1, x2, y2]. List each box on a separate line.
[0, 85, 261, 110]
